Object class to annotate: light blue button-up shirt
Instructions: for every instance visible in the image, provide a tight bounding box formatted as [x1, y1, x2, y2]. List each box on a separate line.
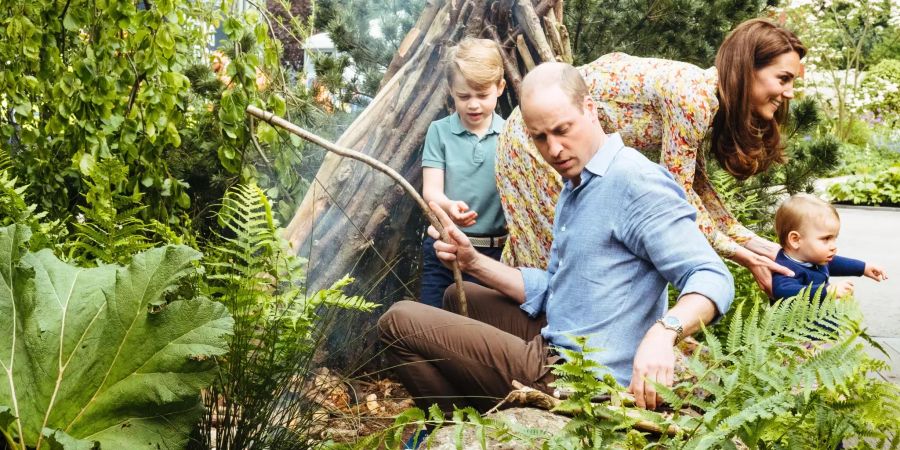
[519, 133, 734, 386]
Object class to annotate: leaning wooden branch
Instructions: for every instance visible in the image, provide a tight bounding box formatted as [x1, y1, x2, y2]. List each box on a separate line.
[246, 105, 470, 316]
[493, 380, 681, 437]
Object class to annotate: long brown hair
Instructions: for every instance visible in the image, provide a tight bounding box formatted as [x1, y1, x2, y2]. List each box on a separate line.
[711, 19, 806, 180]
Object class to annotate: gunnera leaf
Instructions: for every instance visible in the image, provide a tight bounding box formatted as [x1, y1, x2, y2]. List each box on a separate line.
[0, 224, 234, 449]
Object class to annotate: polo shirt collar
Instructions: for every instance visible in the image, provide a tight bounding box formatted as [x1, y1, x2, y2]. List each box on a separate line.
[449, 112, 503, 136]
[585, 133, 625, 177]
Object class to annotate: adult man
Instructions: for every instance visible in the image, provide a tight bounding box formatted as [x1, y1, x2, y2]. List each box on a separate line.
[378, 62, 734, 416]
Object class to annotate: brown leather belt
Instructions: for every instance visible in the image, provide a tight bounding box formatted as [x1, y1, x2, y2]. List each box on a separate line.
[468, 234, 508, 248]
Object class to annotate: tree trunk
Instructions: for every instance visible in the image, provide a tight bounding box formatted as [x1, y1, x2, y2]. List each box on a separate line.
[283, 0, 569, 367]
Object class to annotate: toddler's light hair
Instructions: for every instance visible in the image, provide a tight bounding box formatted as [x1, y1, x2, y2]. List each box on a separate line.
[774, 193, 839, 246]
[446, 38, 504, 90]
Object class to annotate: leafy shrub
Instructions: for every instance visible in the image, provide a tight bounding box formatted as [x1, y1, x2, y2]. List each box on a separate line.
[830, 141, 900, 177]
[828, 163, 900, 206]
[0, 225, 233, 449]
[664, 289, 900, 448]
[860, 59, 900, 127]
[194, 183, 378, 450]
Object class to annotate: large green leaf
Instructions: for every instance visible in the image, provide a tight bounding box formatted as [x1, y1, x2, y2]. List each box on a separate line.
[0, 225, 233, 449]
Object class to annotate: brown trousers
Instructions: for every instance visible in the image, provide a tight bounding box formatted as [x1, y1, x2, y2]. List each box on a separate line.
[377, 282, 558, 414]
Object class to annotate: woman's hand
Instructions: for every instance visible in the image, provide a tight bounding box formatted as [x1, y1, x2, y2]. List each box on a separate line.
[731, 246, 794, 296]
[743, 236, 781, 261]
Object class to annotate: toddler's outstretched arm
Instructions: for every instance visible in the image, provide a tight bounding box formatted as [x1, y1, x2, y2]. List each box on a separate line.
[864, 263, 888, 282]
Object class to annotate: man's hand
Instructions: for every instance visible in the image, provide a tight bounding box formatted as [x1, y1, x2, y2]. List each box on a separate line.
[627, 325, 676, 410]
[447, 200, 478, 227]
[864, 263, 888, 282]
[828, 280, 855, 299]
[427, 201, 480, 272]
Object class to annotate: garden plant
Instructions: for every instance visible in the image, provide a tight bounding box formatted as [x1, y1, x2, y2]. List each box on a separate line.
[1, 0, 899, 448]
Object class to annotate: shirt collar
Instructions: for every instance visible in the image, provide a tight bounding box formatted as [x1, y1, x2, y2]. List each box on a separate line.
[783, 252, 815, 268]
[563, 133, 625, 191]
[585, 133, 625, 177]
[449, 112, 503, 136]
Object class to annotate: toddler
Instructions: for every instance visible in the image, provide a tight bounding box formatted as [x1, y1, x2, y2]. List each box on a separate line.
[772, 193, 887, 300]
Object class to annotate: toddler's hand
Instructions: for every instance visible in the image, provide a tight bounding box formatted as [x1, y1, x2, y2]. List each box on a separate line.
[448, 200, 478, 227]
[864, 264, 888, 282]
[828, 280, 855, 299]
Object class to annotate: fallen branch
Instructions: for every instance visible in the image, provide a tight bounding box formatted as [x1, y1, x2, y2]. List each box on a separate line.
[492, 380, 681, 437]
[245, 105, 470, 316]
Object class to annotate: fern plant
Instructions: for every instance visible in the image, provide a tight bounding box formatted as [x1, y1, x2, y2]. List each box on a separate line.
[66, 157, 185, 265]
[547, 337, 648, 449]
[660, 287, 900, 449]
[194, 182, 378, 450]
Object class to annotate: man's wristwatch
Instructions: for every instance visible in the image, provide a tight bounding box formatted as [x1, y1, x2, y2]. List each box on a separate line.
[656, 315, 684, 342]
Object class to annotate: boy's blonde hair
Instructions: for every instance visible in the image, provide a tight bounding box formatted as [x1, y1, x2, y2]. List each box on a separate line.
[446, 38, 504, 90]
[774, 193, 840, 246]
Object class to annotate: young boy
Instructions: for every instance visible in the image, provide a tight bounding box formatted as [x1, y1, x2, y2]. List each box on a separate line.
[772, 193, 887, 301]
[419, 38, 508, 308]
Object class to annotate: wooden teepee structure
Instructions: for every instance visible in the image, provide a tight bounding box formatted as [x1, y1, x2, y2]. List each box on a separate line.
[282, 0, 571, 305]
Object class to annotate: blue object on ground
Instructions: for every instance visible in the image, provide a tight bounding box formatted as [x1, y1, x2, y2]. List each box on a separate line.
[404, 429, 430, 449]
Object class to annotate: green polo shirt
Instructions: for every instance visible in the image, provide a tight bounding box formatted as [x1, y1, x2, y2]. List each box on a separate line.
[422, 112, 507, 236]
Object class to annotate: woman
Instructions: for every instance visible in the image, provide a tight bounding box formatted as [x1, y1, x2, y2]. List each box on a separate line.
[496, 18, 805, 294]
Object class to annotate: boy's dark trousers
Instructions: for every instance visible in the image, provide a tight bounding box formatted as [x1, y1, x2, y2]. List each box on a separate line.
[420, 235, 502, 308]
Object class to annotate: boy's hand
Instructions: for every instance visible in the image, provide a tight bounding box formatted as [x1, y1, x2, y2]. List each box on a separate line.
[864, 264, 888, 282]
[828, 280, 855, 299]
[447, 200, 478, 227]
[427, 201, 479, 272]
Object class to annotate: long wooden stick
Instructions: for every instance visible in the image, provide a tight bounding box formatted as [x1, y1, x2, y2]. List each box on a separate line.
[246, 105, 470, 316]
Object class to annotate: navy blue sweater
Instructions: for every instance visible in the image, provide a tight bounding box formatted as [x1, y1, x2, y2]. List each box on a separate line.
[771, 249, 866, 301]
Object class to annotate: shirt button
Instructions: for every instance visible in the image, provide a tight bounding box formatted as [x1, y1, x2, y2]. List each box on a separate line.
[561, 225, 566, 232]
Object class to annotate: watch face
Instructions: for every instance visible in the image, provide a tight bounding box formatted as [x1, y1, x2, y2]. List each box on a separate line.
[662, 316, 681, 328]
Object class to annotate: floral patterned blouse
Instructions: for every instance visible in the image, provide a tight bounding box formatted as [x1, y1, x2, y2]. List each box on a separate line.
[496, 52, 757, 268]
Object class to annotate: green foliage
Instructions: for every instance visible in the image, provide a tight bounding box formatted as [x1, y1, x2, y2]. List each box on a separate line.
[861, 58, 900, 127]
[563, 0, 772, 67]
[65, 157, 188, 266]
[828, 163, 900, 206]
[830, 141, 900, 176]
[667, 289, 900, 448]
[0, 150, 66, 253]
[757, 98, 840, 195]
[0, 224, 233, 450]
[195, 183, 377, 449]
[315, 0, 425, 97]
[547, 337, 648, 449]
[781, 0, 897, 140]
[0, 0, 288, 236]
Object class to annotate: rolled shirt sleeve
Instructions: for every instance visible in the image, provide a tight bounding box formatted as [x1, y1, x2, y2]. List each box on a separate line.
[519, 267, 550, 317]
[619, 163, 735, 319]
